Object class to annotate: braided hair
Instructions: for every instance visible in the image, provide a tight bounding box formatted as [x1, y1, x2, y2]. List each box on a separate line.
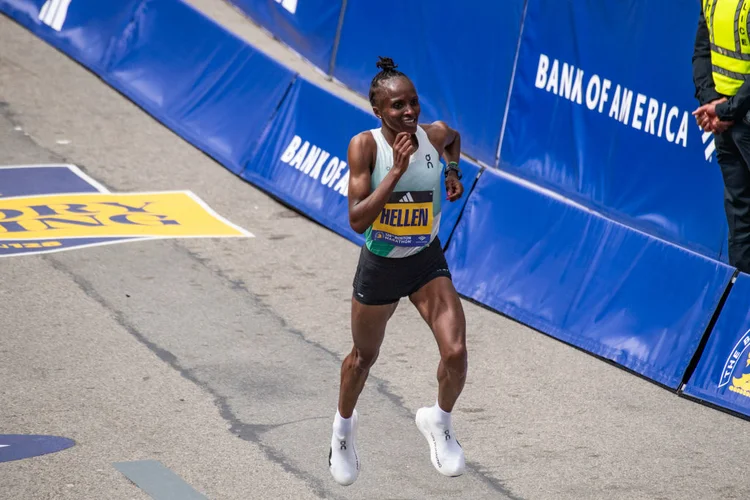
[369, 56, 408, 106]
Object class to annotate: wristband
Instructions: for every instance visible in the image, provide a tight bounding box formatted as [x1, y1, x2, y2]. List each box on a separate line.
[445, 161, 462, 180]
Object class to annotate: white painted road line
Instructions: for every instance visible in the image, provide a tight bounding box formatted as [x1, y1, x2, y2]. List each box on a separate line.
[113, 460, 208, 500]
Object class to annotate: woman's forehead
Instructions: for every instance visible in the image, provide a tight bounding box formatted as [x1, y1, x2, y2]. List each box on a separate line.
[382, 77, 416, 99]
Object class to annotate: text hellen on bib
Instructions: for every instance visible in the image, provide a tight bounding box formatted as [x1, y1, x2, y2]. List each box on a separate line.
[371, 191, 433, 247]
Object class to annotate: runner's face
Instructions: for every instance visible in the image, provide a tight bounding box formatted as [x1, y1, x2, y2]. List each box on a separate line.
[377, 77, 420, 134]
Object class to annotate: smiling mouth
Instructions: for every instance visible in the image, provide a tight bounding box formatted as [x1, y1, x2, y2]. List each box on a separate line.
[403, 117, 416, 125]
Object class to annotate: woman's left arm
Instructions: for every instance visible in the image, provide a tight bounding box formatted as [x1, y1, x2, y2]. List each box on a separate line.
[426, 121, 463, 202]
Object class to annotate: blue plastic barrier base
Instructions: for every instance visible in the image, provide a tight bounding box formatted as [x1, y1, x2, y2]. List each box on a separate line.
[678, 389, 750, 423]
[681, 272, 750, 419]
[456, 290, 691, 395]
[446, 167, 734, 390]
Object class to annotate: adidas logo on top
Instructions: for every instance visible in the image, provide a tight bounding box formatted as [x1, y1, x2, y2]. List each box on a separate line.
[399, 192, 415, 203]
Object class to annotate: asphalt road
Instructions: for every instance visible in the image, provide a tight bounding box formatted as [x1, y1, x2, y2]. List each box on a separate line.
[1, 3, 749, 499]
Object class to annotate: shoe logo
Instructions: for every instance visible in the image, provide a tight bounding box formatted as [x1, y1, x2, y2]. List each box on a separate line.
[339, 440, 347, 450]
[444, 429, 451, 441]
[430, 433, 442, 468]
[399, 192, 415, 203]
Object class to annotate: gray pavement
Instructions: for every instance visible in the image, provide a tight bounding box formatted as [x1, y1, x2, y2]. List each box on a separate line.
[1, 4, 749, 500]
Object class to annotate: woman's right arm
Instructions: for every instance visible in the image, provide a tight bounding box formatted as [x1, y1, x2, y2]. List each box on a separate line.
[347, 131, 415, 234]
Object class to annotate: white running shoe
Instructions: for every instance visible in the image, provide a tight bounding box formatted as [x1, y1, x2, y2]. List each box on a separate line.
[329, 409, 360, 486]
[415, 406, 465, 477]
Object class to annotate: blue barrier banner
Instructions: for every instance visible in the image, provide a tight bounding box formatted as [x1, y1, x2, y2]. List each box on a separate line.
[446, 168, 734, 389]
[242, 77, 477, 247]
[683, 273, 750, 418]
[104, 0, 296, 175]
[0, 0, 141, 73]
[437, 160, 481, 250]
[332, 0, 525, 166]
[499, 0, 728, 261]
[228, 0, 342, 72]
[242, 77, 374, 245]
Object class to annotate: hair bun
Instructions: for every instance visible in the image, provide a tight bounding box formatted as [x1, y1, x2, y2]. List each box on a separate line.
[376, 56, 398, 72]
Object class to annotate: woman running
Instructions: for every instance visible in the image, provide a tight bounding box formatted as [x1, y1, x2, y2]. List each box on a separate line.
[329, 56, 468, 485]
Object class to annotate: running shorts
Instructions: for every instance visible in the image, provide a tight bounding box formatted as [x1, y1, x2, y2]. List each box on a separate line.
[352, 237, 452, 306]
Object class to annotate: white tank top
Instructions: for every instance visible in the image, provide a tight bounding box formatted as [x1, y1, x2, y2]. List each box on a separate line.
[365, 125, 443, 258]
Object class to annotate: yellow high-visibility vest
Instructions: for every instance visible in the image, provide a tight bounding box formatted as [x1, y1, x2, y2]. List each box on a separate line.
[704, 0, 750, 96]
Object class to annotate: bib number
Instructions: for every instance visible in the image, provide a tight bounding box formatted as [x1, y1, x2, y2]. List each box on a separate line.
[371, 191, 433, 247]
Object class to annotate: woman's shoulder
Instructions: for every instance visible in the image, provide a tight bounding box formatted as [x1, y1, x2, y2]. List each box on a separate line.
[420, 121, 452, 152]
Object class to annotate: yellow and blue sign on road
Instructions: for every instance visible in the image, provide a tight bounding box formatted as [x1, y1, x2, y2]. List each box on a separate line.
[0, 164, 252, 257]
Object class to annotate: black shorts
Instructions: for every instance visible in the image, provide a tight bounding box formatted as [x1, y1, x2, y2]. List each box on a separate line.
[352, 237, 452, 306]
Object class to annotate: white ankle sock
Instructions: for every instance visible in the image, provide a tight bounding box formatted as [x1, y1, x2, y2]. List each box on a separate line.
[330, 409, 360, 486]
[334, 409, 352, 435]
[431, 401, 451, 426]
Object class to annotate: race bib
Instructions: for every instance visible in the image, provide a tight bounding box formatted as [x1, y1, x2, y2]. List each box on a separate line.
[371, 191, 433, 247]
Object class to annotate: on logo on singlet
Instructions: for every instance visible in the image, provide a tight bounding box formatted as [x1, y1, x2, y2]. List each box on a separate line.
[371, 191, 432, 247]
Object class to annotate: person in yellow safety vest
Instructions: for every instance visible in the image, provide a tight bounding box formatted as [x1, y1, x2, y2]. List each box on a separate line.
[693, 0, 750, 274]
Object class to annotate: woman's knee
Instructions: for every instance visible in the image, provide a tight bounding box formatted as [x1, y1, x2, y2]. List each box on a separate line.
[353, 347, 379, 371]
[442, 343, 467, 375]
